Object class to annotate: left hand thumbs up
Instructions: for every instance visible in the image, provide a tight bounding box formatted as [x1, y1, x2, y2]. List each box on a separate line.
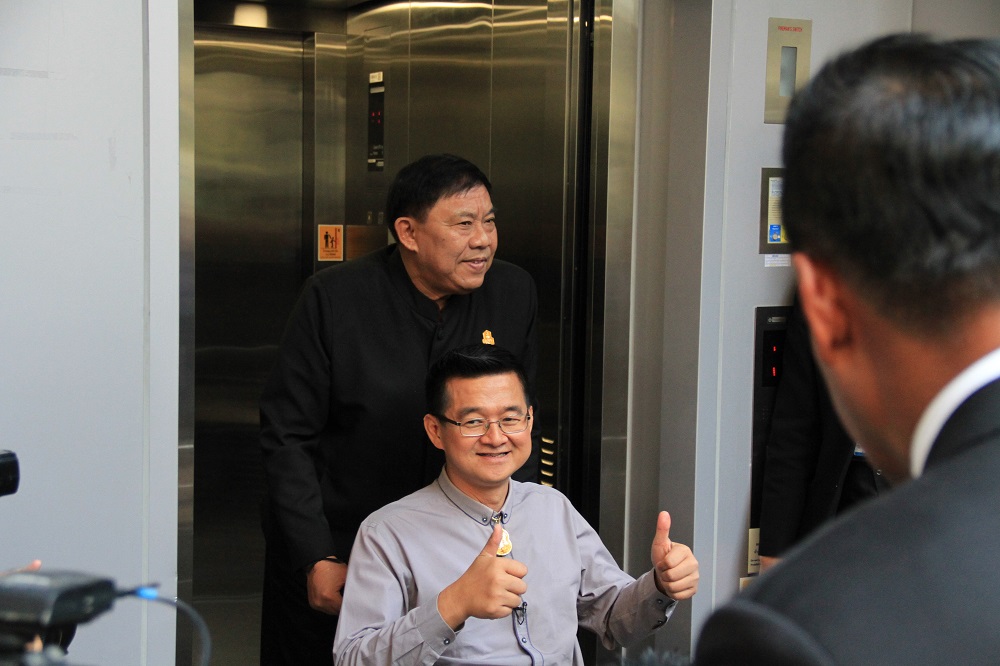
[651, 510, 673, 554]
[650, 511, 699, 601]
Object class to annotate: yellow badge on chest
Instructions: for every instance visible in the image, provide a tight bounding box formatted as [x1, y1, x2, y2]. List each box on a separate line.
[496, 528, 512, 556]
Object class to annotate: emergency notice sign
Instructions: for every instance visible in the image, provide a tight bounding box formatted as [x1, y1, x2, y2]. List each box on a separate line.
[318, 224, 344, 262]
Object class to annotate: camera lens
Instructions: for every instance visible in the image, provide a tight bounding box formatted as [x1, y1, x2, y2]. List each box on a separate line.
[0, 451, 19, 498]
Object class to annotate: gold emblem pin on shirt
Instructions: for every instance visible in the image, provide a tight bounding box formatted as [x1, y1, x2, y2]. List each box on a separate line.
[482, 330, 495, 345]
[497, 528, 512, 556]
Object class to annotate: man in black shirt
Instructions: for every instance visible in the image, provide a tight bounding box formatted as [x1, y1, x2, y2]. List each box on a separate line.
[757, 297, 888, 573]
[259, 154, 539, 664]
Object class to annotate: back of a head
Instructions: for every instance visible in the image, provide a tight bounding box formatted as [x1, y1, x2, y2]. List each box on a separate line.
[426, 344, 530, 417]
[385, 154, 493, 242]
[782, 34, 1000, 333]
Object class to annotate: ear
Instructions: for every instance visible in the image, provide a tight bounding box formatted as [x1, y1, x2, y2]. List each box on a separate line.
[395, 217, 420, 252]
[424, 413, 445, 451]
[792, 253, 853, 366]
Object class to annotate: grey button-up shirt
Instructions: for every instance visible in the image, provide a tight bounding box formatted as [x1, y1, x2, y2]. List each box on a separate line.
[333, 468, 676, 665]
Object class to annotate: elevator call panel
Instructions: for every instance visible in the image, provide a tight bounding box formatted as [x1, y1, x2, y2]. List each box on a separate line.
[368, 71, 385, 171]
[748, 305, 793, 576]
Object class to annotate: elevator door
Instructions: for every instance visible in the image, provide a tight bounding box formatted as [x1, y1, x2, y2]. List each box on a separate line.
[193, 26, 306, 664]
[190, 4, 585, 663]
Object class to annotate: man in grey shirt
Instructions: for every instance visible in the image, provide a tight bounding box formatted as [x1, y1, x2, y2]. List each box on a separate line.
[333, 344, 699, 665]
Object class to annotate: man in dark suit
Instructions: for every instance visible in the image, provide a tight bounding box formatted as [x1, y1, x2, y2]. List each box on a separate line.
[695, 34, 1000, 665]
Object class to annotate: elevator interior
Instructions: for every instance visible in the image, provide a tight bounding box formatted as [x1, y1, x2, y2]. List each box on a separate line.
[189, 1, 624, 663]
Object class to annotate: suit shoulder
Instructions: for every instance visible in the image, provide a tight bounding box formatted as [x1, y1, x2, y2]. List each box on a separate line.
[696, 597, 836, 666]
[746, 448, 1000, 608]
[715, 443, 1000, 665]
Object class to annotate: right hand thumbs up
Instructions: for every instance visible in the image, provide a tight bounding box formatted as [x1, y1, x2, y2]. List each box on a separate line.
[437, 524, 528, 630]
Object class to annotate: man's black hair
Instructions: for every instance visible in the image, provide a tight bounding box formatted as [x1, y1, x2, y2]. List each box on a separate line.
[782, 34, 1000, 333]
[386, 154, 493, 242]
[426, 344, 530, 417]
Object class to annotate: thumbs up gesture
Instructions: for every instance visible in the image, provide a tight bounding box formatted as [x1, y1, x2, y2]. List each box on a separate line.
[437, 524, 529, 630]
[650, 511, 699, 600]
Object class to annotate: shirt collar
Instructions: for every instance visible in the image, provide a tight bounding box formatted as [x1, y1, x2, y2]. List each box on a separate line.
[387, 245, 471, 321]
[910, 346, 1000, 478]
[435, 467, 512, 526]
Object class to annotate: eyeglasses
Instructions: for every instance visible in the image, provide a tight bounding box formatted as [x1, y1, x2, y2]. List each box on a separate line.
[437, 414, 531, 437]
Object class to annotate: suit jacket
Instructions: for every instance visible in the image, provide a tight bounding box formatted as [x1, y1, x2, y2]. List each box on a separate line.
[758, 302, 860, 557]
[695, 377, 1000, 665]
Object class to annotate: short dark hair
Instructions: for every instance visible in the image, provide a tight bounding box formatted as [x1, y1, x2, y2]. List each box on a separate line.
[426, 344, 530, 417]
[782, 34, 1000, 333]
[385, 154, 493, 242]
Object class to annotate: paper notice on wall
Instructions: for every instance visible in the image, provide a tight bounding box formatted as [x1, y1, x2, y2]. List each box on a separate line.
[318, 224, 344, 262]
[759, 168, 790, 255]
[767, 176, 784, 243]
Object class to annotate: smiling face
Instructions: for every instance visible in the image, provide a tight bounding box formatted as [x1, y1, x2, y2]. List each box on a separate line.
[395, 184, 497, 307]
[424, 372, 532, 507]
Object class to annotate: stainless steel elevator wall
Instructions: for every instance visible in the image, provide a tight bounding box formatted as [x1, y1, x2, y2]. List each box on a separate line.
[345, 1, 567, 481]
[194, 26, 306, 664]
[191, 3, 584, 663]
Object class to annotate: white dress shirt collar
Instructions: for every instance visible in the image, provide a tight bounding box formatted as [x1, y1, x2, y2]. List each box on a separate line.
[910, 346, 1000, 478]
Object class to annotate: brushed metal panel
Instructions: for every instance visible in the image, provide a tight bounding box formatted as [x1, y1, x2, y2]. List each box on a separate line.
[492, 1, 565, 480]
[408, 2, 492, 168]
[593, 1, 637, 663]
[178, 1, 195, 663]
[593, 0, 627, 569]
[309, 32, 353, 269]
[345, 0, 570, 495]
[314, 33, 347, 231]
[637, 0, 706, 656]
[346, 5, 410, 230]
[193, 26, 305, 665]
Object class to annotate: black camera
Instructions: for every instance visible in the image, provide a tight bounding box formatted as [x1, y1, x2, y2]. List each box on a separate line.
[1, 451, 102, 665]
[0, 451, 18, 498]
[0, 571, 111, 665]
[0, 451, 208, 665]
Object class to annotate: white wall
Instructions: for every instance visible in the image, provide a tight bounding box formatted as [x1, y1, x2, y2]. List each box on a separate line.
[624, 0, 993, 653]
[685, 0, 1000, 638]
[0, 2, 180, 663]
[913, 0, 1000, 37]
[694, 0, 913, 620]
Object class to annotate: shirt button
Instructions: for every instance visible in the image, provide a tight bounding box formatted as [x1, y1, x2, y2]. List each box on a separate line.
[443, 639, 450, 645]
[521, 638, 527, 643]
[655, 620, 665, 627]
[482, 517, 488, 523]
[656, 599, 664, 606]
